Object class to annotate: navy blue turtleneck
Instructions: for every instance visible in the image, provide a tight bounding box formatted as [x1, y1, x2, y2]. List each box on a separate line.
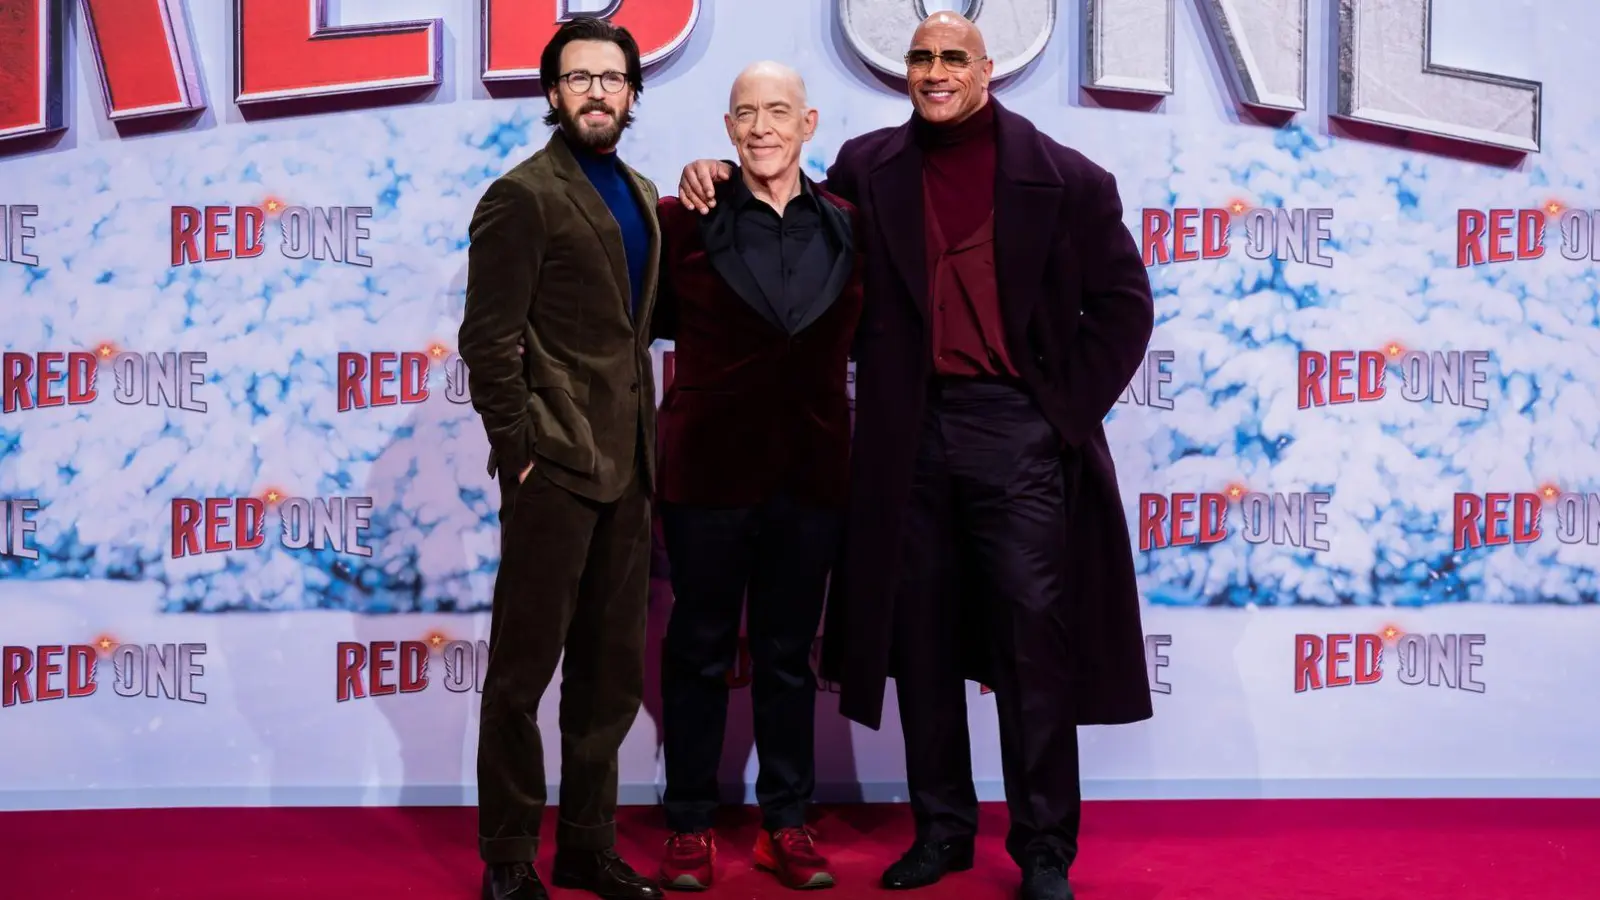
[568, 133, 649, 317]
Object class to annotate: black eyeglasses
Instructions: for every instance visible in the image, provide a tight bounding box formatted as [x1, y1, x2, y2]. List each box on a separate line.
[558, 70, 629, 94]
[904, 49, 986, 70]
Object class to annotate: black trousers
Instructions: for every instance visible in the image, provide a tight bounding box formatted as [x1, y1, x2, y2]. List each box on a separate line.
[477, 465, 651, 863]
[892, 378, 1081, 866]
[659, 492, 842, 833]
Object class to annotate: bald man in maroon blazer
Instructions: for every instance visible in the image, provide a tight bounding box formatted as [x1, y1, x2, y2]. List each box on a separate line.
[652, 62, 864, 893]
[676, 14, 1155, 900]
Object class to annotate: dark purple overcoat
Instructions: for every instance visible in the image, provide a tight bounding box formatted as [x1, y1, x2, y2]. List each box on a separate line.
[817, 98, 1156, 730]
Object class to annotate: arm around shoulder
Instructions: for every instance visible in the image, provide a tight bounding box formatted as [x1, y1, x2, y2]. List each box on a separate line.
[822, 137, 866, 205]
[459, 176, 543, 478]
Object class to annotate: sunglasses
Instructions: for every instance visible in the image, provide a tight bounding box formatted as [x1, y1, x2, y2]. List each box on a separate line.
[904, 49, 987, 70]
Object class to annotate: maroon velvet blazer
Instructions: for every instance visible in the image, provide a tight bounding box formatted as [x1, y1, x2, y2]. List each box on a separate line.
[654, 180, 865, 509]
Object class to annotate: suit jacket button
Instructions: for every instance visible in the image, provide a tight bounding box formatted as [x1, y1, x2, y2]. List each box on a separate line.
[630, 383, 639, 393]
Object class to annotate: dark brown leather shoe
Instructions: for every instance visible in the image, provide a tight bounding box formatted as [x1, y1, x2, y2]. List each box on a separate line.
[551, 849, 664, 900]
[482, 863, 549, 900]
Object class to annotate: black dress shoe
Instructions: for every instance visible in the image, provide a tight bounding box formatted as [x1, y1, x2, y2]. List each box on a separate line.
[551, 849, 664, 900]
[1019, 851, 1074, 900]
[482, 863, 549, 900]
[881, 838, 975, 890]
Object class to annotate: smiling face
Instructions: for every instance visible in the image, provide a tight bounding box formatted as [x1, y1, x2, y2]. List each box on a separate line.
[547, 39, 635, 151]
[906, 13, 993, 126]
[724, 64, 817, 182]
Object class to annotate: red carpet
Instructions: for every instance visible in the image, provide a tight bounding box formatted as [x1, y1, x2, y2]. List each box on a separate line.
[4, 800, 1596, 899]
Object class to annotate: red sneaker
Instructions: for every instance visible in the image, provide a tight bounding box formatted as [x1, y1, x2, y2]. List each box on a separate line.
[754, 827, 835, 890]
[660, 831, 715, 891]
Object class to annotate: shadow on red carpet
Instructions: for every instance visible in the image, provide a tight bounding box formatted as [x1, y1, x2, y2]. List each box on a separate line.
[3, 799, 1596, 900]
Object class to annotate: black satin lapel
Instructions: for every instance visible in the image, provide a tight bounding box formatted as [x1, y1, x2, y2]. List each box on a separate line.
[697, 207, 784, 330]
[792, 198, 855, 335]
[869, 146, 928, 320]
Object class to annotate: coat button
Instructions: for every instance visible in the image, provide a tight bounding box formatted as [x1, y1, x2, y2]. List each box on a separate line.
[630, 383, 639, 393]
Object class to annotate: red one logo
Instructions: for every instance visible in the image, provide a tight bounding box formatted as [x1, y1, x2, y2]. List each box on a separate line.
[1451, 493, 1543, 551]
[1295, 632, 1485, 693]
[335, 638, 490, 701]
[1456, 208, 1547, 266]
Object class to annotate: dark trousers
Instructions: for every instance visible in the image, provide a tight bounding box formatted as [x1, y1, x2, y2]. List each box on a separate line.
[659, 492, 842, 833]
[892, 378, 1081, 866]
[477, 465, 651, 863]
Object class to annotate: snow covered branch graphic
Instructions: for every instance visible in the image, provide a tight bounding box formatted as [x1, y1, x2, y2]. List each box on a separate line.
[2, 101, 1595, 612]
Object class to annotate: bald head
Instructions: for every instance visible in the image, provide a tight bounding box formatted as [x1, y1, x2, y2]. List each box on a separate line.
[729, 61, 808, 114]
[905, 11, 993, 126]
[911, 11, 987, 58]
[724, 61, 818, 187]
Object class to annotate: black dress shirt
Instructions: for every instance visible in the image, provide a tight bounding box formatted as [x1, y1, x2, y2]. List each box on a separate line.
[731, 175, 835, 334]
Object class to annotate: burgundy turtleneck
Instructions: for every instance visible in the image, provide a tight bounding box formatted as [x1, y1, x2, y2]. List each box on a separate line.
[915, 99, 1018, 378]
[915, 99, 997, 245]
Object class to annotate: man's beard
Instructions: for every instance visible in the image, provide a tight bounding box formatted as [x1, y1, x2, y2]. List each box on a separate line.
[559, 100, 633, 151]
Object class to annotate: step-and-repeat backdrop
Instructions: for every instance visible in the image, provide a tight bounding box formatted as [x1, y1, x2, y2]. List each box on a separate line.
[2, 0, 1597, 810]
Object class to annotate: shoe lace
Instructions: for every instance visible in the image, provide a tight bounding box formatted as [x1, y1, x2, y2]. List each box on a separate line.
[773, 827, 825, 864]
[1027, 852, 1068, 877]
[594, 849, 651, 882]
[905, 842, 941, 864]
[667, 832, 712, 860]
[510, 862, 536, 878]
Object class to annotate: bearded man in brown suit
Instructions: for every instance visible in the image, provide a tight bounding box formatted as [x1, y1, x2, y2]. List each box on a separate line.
[460, 16, 665, 900]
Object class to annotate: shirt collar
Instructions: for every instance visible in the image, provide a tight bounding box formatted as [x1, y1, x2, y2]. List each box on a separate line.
[729, 164, 816, 211]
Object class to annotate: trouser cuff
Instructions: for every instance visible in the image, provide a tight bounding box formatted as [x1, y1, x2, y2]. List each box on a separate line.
[556, 816, 616, 851]
[664, 808, 714, 835]
[760, 803, 807, 832]
[1009, 834, 1078, 867]
[480, 835, 539, 864]
[915, 813, 979, 844]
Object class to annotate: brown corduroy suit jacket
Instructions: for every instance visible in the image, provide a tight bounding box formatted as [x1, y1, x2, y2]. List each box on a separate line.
[459, 131, 662, 503]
